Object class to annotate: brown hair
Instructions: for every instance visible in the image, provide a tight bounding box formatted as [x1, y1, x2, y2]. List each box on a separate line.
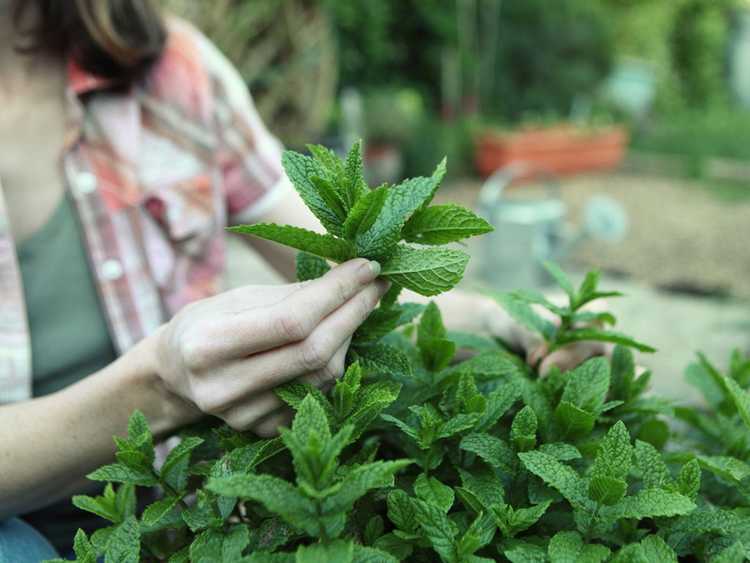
[13, 0, 166, 85]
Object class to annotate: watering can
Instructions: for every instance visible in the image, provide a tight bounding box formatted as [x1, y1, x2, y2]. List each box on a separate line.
[476, 163, 627, 291]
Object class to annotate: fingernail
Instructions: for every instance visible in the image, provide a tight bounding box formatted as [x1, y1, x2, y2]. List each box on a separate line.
[357, 259, 381, 282]
[376, 279, 391, 295]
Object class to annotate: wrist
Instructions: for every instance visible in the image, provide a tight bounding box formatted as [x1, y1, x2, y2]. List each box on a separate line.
[125, 328, 200, 438]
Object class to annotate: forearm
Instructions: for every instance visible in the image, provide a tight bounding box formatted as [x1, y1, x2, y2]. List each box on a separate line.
[0, 334, 189, 518]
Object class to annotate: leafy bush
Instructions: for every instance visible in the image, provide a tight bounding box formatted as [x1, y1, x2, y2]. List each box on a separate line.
[50, 144, 750, 562]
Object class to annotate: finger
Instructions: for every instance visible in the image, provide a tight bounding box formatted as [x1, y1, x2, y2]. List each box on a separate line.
[253, 408, 294, 438]
[538, 342, 610, 377]
[216, 258, 382, 358]
[210, 340, 350, 425]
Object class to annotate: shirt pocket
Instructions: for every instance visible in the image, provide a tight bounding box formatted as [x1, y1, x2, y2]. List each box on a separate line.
[141, 173, 226, 287]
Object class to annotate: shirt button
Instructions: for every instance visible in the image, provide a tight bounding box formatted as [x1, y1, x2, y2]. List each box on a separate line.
[101, 259, 124, 281]
[76, 172, 98, 194]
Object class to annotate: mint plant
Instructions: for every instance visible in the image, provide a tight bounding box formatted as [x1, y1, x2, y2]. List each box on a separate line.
[51, 144, 750, 562]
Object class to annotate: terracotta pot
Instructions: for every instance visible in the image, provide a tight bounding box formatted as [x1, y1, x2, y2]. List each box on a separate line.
[475, 124, 628, 179]
[364, 142, 403, 185]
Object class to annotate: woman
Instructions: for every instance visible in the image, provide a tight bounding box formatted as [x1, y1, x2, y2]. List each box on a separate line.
[0, 1, 605, 559]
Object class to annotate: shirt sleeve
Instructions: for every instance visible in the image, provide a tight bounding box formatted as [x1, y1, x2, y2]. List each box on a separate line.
[191, 26, 290, 223]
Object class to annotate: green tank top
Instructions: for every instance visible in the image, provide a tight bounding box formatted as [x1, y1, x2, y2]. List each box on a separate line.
[17, 192, 117, 553]
[17, 193, 117, 396]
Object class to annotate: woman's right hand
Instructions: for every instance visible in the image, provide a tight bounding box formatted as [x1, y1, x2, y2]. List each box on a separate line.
[150, 258, 387, 435]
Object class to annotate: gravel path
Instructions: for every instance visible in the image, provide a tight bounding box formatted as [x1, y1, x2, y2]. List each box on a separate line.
[441, 172, 750, 298]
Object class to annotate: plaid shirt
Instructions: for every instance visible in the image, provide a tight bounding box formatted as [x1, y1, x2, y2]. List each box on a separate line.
[0, 19, 288, 403]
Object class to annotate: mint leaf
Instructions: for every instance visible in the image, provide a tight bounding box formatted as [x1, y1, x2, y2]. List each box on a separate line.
[161, 436, 204, 492]
[543, 261, 576, 303]
[554, 328, 656, 354]
[296, 251, 330, 282]
[460, 432, 515, 472]
[492, 293, 557, 341]
[602, 488, 696, 520]
[548, 531, 610, 563]
[381, 245, 469, 296]
[518, 451, 590, 510]
[343, 187, 389, 242]
[141, 496, 182, 527]
[87, 463, 157, 487]
[403, 204, 493, 245]
[354, 164, 444, 260]
[511, 406, 538, 452]
[228, 224, 354, 262]
[206, 473, 317, 536]
[414, 474, 455, 513]
[104, 516, 140, 563]
[282, 150, 345, 235]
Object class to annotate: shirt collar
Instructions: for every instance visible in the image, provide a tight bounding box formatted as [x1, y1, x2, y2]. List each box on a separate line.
[67, 57, 116, 96]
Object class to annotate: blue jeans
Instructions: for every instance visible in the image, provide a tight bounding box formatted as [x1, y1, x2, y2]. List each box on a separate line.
[0, 519, 59, 563]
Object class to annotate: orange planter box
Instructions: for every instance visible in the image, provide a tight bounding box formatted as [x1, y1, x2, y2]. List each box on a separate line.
[475, 125, 628, 179]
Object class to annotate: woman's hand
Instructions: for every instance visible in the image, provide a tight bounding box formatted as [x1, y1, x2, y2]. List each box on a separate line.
[487, 296, 613, 376]
[151, 258, 388, 435]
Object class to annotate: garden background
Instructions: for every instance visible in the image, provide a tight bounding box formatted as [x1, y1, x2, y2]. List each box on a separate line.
[166, 0, 750, 402]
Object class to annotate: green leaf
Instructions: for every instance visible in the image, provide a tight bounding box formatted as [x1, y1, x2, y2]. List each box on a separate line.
[343, 140, 368, 208]
[71, 529, 97, 563]
[555, 329, 656, 354]
[296, 540, 354, 563]
[354, 164, 445, 260]
[72, 486, 120, 524]
[697, 455, 750, 483]
[412, 498, 458, 563]
[403, 204, 493, 245]
[602, 488, 696, 520]
[560, 357, 611, 414]
[677, 459, 701, 500]
[700, 352, 750, 430]
[343, 187, 389, 241]
[633, 440, 671, 490]
[543, 261, 576, 303]
[352, 544, 400, 563]
[511, 406, 538, 452]
[353, 343, 413, 379]
[503, 540, 548, 563]
[141, 496, 181, 527]
[206, 473, 317, 535]
[506, 500, 553, 536]
[476, 380, 521, 432]
[639, 536, 678, 563]
[591, 421, 633, 481]
[296, 251, 330, 282]
[518, 451, 590, 510]
[160, 436, 204, 492]
[548, 531, 610, 563]
[554, 401, 597, 438]
[104, 516, 140, 563]
[460, 432, 515, 472]
[380, 245, 469, 296]
[354, 306, 404, 344]
[588, 476, 627, 506]
[310, 175, 347, 222]
[87, 463, 157, 486]
[414, 474, 455, 513]
[228, 224, 354, 262]
[492, 293, 556, 341]
[307, 144, 345, 179]
[387, 489, 418, 534]
[292, 394, 331, 443]
[538, 443, 582, 461]
[710, 541, 746, 563]
[282, 150, 345, 235]
[611, 345, 636, 401]
[327, 459, 412, 512]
